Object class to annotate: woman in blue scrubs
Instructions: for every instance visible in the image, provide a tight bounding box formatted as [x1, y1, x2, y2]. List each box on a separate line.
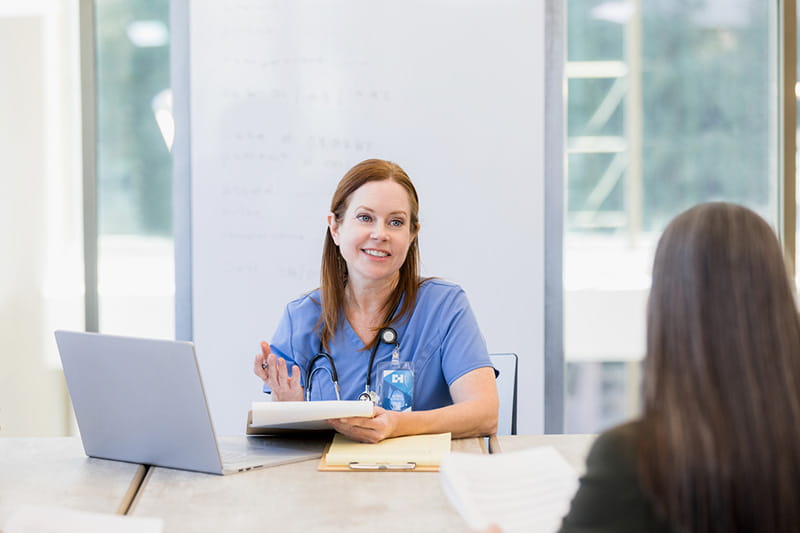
[253, 159, 498, 443]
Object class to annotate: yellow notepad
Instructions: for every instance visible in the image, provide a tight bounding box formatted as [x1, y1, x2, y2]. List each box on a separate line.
[320, 432, 452, 471]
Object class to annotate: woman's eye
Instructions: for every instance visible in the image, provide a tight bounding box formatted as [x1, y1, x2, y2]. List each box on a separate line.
[356, 214, 372, 223]
[389, 219, 405, 227]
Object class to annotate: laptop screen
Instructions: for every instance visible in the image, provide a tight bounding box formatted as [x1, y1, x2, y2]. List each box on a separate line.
[55, 330, 224, 473]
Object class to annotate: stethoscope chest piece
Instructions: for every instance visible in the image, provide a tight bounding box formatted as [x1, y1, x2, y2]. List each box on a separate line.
[358, 389, 380, 404]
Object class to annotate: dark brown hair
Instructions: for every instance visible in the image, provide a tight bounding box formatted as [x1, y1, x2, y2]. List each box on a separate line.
[639, 202, 800, 532]
[318, 159, 421, 350]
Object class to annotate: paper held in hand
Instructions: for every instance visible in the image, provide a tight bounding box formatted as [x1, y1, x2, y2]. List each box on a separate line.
[440, 446, 579, 533]
[247, 400, 374, 433]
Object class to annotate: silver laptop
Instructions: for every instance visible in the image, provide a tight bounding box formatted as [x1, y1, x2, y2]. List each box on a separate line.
[54, 330, 325, 475]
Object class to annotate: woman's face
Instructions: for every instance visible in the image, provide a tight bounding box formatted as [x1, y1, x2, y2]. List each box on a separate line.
[328, 180, 417, 288]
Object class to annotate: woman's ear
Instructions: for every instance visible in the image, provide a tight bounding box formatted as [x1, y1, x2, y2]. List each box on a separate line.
[327, 213, 340, 245]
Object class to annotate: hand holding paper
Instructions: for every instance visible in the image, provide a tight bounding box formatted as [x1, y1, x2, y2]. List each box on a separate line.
[328, 405, 401, 443]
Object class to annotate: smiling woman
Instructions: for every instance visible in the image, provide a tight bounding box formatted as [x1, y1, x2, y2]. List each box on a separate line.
[252, 159, 499, 443]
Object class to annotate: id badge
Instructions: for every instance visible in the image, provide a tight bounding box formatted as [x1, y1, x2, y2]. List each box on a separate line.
[377, 360, 413, 412]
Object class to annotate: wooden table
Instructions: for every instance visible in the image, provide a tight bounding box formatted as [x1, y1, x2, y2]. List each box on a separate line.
[0, 438, 145, 525]
[128, 437, 485, 533]
[489, 434, 596, 471]
[1, 435, 595, 532]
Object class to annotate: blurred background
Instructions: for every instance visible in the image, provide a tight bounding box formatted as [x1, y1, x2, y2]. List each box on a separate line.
[0, 0, 791, 435]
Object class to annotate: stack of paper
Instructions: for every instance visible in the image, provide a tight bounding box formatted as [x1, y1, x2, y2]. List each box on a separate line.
[439, 446, 578, 533]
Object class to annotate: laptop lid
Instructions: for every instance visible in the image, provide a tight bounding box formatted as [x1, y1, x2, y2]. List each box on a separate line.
[54, 330, 321, 475]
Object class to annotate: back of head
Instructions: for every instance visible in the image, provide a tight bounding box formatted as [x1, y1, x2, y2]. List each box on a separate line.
[641, 202, 800, 532]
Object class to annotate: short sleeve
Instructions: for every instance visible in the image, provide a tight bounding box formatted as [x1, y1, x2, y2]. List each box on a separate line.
[438, 287, 491, 385]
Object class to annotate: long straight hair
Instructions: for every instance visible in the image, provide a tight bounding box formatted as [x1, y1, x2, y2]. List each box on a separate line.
[639, 202, 800, 532]
[318, 159, 421, 351]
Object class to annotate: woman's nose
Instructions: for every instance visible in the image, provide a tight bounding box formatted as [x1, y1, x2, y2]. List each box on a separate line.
[370, 223, 388, 240]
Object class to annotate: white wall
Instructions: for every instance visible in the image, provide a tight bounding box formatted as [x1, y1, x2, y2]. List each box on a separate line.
[181, 0, 548, 435]
[0, 3, 83, 436]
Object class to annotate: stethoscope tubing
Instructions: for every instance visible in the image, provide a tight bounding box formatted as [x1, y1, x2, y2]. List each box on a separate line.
[305, 299, 402, 402]
[306, 326, 398, 402]
[305, 352, 340, 401]
[364, 327, 398, 391]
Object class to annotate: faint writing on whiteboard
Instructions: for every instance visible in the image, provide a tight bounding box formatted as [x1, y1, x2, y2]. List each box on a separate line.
[233, 131, 265, 140]
[220, 207, 263, 218]
[268, 232, 306, 241]
[219, 88, 391, 106]
[221, 264, 316, 282]
[279, 265, 318, 282]
[220, 185, 273, 198]
[223, 263, 260, 274]
[220, 1, 276, 19]
[217, 128, 375, 172]
[305, 135, 372, 152]
[224, 232, 269, 241]
[221, 152, 289, 163]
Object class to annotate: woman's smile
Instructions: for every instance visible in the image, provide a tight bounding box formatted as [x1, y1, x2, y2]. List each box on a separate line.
[362, 248, 390, 258]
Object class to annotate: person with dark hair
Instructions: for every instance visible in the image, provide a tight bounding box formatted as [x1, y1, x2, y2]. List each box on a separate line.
[253, 159, 498, 443]
[558, 202, 800, 532]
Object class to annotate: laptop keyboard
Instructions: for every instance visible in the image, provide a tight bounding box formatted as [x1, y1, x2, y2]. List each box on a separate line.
[220, 449, 250, 464]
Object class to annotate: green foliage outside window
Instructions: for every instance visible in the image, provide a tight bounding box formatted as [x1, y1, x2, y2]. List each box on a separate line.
[96, 0, 171, 236]
[567, 0, 772, 233]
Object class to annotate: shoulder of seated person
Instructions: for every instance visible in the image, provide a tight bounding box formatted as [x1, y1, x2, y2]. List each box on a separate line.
[586, 420, 642, 475]
[417, 278, 467, 301]
[419, 277, 457, 289]
[286, 290, 322, 311]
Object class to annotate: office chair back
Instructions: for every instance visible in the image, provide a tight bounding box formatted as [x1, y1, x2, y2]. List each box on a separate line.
[490, 353, 518, 435]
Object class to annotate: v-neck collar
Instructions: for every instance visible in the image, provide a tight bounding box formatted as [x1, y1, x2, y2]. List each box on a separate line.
[342, 316, 368, 351]
[340, 290, 408, 352]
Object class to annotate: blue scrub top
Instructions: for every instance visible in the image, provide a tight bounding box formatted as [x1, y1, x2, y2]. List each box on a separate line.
[264, 278, 491, 411]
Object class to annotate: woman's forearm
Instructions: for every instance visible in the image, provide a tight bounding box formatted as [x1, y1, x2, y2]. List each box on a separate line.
[390, 398, 498, 438]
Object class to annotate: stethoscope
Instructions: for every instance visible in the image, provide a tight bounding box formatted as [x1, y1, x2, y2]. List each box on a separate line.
[305, 326, 399, 404]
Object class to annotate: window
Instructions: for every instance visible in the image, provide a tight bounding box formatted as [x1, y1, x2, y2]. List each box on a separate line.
[565, 0, 779, 433]
[95, 0, 173, 338]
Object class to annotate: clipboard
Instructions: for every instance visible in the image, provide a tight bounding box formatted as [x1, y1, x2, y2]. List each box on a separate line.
[318, 432, 452, 472]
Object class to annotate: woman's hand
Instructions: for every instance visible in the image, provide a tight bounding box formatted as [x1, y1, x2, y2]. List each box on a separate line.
[328, 406, 398, 443]
[253, 341, 304, 401]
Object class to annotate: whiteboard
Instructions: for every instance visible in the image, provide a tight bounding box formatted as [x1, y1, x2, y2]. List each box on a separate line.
[178, 0, 547, 435]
